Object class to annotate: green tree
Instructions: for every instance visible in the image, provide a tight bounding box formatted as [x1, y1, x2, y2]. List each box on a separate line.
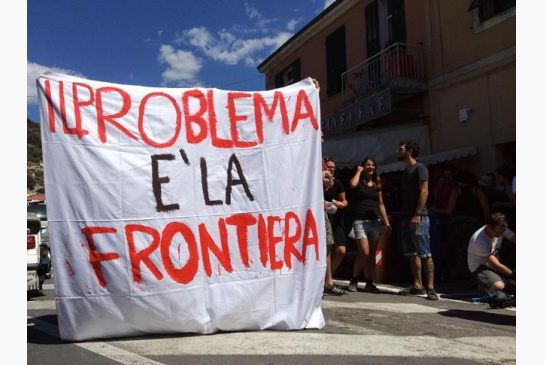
[27, 119, 43, 164]
[27, 172, 36, 191]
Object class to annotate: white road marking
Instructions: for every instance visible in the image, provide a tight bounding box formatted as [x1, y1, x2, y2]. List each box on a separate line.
[28, 316, 165, 365]
[75, 342, 165, 365]
[27, 300, 56, 311]
[42, 283, 55, 290]
[321, 300, 444, 313]
[325, 319, 384, 335]
[111, 331, 515, 363]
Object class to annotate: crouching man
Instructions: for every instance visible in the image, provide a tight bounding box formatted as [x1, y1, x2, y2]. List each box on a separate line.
[467, 212, 516, 306]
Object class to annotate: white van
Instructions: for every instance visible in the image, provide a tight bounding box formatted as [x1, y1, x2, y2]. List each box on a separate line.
[27, 212, 51, 296]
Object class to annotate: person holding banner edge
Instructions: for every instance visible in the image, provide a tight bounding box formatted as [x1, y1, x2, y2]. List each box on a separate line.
[322, 162, 345, 295]
[323, 157, 349, 295]
[317, 77, 346, 296]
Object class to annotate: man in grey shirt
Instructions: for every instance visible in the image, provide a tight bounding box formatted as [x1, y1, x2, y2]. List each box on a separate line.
[397, 140, 438, 300]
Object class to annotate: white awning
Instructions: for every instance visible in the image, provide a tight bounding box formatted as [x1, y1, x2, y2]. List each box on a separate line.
[321, 123, 478, 173]
[321, 123, 430, 168]
[380, 146, 478, 173]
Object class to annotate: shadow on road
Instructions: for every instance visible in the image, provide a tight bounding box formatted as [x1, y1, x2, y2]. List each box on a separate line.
[28, 313, 247, 344]
[28, 315, 66, 345]
[438, 309, 515, 326]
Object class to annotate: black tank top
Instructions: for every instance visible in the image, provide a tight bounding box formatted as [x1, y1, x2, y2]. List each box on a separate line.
[353, 183, 380, 220]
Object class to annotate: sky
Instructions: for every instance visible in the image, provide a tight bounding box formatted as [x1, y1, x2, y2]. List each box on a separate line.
[27, 0, 336, 122]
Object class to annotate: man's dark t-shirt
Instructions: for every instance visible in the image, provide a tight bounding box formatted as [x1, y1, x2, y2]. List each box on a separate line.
[401, 162, 429, 217]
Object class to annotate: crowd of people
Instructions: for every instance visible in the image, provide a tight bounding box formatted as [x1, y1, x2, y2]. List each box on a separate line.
[320, 141, 516, 307]
[314, 78, 515, 307]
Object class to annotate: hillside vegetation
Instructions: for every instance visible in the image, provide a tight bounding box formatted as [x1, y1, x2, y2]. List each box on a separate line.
[27, 118, 44, 193]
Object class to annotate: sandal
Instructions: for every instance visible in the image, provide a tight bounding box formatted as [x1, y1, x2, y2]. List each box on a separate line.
[324, 284, 345, 296]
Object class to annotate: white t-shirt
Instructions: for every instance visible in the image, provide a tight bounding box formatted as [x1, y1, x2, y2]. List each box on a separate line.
[467, 225, 515, 272]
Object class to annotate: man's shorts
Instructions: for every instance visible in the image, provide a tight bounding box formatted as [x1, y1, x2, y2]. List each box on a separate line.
[352, 219, 381, 242]
[472, 265, 504, 291]
[401, 215, 431, 258]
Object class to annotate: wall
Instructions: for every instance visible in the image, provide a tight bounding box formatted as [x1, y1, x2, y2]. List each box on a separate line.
[426, 0, 516, 174]
[426, 0, 515, 77]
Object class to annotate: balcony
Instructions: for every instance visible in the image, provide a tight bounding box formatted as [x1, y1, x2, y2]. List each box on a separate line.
[341, 42, 427, 103]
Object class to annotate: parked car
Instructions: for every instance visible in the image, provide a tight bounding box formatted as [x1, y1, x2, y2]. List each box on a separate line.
[27, 212, 51, 297]
[27, 203, 48, 246]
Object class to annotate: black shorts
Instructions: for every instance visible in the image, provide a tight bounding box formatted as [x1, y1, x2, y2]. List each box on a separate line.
[332, 225, 347, 246]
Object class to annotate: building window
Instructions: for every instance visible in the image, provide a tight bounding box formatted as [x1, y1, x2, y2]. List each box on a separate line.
[274, 59, 301, 88]
[326, 25, 346, 97]
[366, 1, 380, 57]
[480, 0, 515, 21]
[469, 0, 515, 32]
[387, 0, 406, 44]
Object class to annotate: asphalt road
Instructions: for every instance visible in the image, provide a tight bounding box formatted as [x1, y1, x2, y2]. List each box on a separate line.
[28, 278, 516, 364]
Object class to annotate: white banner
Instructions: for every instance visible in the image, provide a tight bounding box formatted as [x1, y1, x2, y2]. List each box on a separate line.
[37, 73, 326, 341]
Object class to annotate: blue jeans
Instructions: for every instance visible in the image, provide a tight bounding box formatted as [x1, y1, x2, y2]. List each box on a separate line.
[401, 215, 431, 258]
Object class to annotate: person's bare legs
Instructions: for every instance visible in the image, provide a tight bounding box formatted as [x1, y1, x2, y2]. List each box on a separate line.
[353, 238, 369, 279]
[409, 255, 423, 289]
[366, 240, 379, 283]
[489, 280, 505, 293]
[331, 245, 346, 277]
[325, 245, 335, 287]
[324, 245, 346, 295]
[421, 256, 435, 290]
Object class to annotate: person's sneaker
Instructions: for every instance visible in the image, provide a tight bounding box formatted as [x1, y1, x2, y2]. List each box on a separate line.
[488, 291, 514, 308]
[346, 279, 358, 292]
[363, 282, 381, 294]
[426, 288, 439, 300]
[398, 286, 426, 296]
[324, 284, 346, 296]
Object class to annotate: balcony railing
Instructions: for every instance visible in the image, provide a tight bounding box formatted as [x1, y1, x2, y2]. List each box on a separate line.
[341, 42, 427, 103]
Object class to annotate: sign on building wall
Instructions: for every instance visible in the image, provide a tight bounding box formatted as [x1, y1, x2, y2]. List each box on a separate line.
[37, 73, 326, 341]
[322, 88, 392, 133]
